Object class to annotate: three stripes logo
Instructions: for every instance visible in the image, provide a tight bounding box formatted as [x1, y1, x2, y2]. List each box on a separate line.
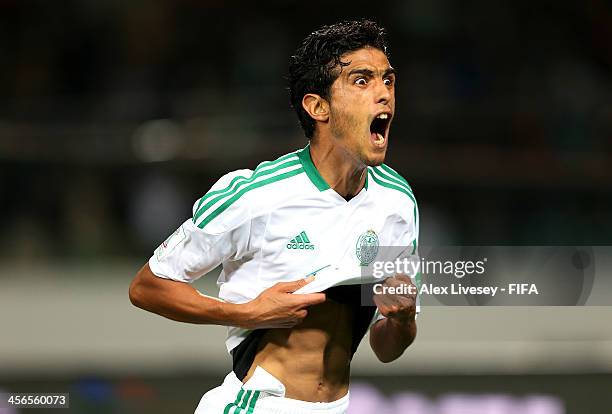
[286, 231, 315, 250]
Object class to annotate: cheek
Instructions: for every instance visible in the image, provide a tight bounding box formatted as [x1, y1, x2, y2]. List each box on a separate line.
[329, 106, 349, 136]
[332, 85, 366, 108]
[331, 106, 360, 134]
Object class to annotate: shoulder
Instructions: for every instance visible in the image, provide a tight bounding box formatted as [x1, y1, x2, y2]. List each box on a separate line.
[368, 163, 418, 219]
[368, 164, 416, 203]
[192, 150, 307, 232]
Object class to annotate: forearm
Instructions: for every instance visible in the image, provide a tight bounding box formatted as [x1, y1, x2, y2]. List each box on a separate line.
[369, 316, 417, 363]
[129, 264, 248, 327]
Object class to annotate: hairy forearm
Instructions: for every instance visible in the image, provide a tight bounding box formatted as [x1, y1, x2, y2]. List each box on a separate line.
[129, 264, 247, 327]
[369, 317, 417, 363]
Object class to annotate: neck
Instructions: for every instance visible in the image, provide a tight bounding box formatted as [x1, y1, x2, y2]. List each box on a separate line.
[309, 138, 366, 199]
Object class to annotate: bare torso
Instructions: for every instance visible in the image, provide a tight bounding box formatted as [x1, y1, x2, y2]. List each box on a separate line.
[242, 298, 355, 402]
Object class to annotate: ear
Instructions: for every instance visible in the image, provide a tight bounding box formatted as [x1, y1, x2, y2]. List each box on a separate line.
[302, 93, 329, 123]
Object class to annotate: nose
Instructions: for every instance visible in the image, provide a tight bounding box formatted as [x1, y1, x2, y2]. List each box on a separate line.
[375, 80, 391, 105]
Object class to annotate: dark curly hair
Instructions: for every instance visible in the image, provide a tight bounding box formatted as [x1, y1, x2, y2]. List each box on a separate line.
[288, 20, 389, 138]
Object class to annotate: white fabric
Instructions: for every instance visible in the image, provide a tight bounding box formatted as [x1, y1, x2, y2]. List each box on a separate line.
[243, 366, 286, 397]
[194, 367, 349, 414]
[148, 146, 419, 353]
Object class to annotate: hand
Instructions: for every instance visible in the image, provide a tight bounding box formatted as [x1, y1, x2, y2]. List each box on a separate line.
[373, 274, 417, 324]
[239, 277, 326, 329]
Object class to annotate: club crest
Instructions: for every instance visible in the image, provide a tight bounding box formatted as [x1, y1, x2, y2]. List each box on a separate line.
[356, 230, 379, 266]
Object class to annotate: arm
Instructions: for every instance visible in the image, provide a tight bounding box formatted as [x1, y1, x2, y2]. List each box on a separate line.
[129, 263, 326, 330]
[369, 274, 418, 363]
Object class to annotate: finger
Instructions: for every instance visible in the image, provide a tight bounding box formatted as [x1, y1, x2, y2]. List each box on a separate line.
[376, 293, 414, 308]
[383, 299, 416, 315]
[293, 312, 308, 326]
[276, 318, 302, 328]
[381, 306, 404, 319]
[373, 296, 396, 311]
[373, 294, 385, 308]
[384, 276, 414, 289]
[293, 292, 326, 307]
[380, 279, 417, 298]
[393, 274, 413, 283]
[276, 276, 315, 292]
[266, 323, 293, 329]
[375, 294, 415, 311]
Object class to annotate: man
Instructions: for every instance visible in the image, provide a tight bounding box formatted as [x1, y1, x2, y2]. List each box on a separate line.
[129, 20, 419, 413]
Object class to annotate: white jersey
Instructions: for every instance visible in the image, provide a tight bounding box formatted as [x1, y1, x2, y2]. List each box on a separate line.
[149, 144, 419, 352]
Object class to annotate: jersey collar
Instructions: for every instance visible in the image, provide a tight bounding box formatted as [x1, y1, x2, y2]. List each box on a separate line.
[296, 143, 369, 193]
[296, 144, 330, 191]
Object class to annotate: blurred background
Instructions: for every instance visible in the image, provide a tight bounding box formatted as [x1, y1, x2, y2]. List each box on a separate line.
[0, 0, 611, 413]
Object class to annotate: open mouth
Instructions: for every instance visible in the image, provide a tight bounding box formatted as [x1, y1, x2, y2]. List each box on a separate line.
[369, 113, 391, 147]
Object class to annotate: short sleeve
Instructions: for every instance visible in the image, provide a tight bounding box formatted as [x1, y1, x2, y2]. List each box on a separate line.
[148, 171, 253, 283]
[370, 179, 421, 328]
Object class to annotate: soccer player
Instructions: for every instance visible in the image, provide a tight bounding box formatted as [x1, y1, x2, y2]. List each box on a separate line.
[129, 20, 419, 413]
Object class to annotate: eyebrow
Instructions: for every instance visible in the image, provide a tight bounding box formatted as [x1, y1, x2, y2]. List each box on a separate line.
[383, 67, 396, 77]
[347, 67, 396, 77]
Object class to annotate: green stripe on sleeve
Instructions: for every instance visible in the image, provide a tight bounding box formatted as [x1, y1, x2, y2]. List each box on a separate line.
[372, 167, 414, 198]
[245, 391, 260, 414]
[235, 390, 252, 413]
[380, 164, 413, 190]
[369, 169, 418, 224]
[376, 166, 418, 225]
[194, 158, 301, 221]
[194, 153, 299, 217]
[223, 389, 244, 414]
[369, 168, 416, 204]
[197, 168, 304, 229]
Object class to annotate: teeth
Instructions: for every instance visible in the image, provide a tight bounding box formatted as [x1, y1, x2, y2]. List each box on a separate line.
[376, 113, 389, 120]
[375, 132, 384, 143]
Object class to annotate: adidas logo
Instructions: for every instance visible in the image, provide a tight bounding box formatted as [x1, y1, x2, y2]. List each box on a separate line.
[286, 231, 315, 250]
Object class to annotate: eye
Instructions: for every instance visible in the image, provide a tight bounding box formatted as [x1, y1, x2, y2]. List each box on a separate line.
[355, 77, 368, 86]
[383, 78, 393, 86]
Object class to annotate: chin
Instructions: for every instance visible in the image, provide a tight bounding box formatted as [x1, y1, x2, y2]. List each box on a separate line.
[363, 150, 386, 167]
